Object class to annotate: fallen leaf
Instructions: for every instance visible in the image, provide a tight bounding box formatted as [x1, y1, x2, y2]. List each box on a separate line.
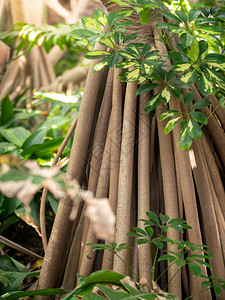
[121, 276, 137, 290]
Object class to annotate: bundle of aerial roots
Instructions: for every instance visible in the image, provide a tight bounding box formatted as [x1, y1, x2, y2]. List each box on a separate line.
[36, 1, 225, 299]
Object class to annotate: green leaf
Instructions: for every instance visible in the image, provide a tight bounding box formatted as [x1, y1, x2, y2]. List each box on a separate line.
[206, 68, 225, 83]
[168, 85, 183, 100]
[139, 8, 150, 25]
[93, 9, 108, 27]
[198, 25, 223, 34]
[118, 68, 140, 82]
[135, 83, 158, 96]
[179, 125, 193, 151]
[158, 254, 176, 263]
[85, 50, 111, 59]
[200, 74, 216, 96]
[187, 119, 203, 139]
[188, 263, 202, 277]
[145, 226, 153, 239]
[191, 111, 208, 125]
[156, 23, 183, 33]
[1, 288, 66, 300]
[168, 52, 189, 63]
[160, 110, 180, 121]
[202, 281, 211, 288]
[93, 58, 108, 72]
[142, 44, 151, 57]
[192, 98, 211, 109]
[146, 211, 159, 224]
[82, 16, 101, 31]
[21, 137, 64, 159]
[145, 93, 161, 113]
[99, 38, 114, 49]
[214, 285, 222, 296]
[187, 40, 199, 63]
[107, 53, 120, 68]
[1, 127, 30, 147]
[198, 40, 208, 56]
[152, 239, 164, 249]
[180, 70, 198, 85]
[164, 116, 181, 134]
[137, 239, 149, 245]
[184, 92, 195, 109]
[133, 227, 147, 236]
[189, 9, 201, 22]
[159, 213, 170, 224]
[97, 285, 128, 300]
[180, 32, 195, 48]
[175, 10, 188, 24]
[161, 88, 171, 104]
[1, 96, 14, 125]
[174, 63, 192, 72]
[160, 11, 181, 22]
[116, 61, 136, 69]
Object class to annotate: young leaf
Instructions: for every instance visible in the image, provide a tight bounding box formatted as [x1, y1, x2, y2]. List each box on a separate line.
[139, 8, 150, 25]
[191, 111, 208, 125]
[187, 40, 199, 63]
[164, 116, 181, 134]
[187, 119, 203, 139]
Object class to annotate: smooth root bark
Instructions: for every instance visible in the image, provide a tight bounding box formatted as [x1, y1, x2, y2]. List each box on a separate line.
[102, 66, 123, 270]
[137, 90, 152, 287]
[113, 80, 137, 274]
[156, 105, 181, 298]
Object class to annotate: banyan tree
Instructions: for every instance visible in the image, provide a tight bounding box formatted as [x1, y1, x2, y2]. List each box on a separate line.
[36, 1, 225, 299]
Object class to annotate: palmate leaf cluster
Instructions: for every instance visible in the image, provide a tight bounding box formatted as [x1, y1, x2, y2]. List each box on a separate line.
[0, 0, 225, 150]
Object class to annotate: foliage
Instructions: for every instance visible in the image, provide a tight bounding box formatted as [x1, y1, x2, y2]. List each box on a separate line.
[88, 211, 225, 299]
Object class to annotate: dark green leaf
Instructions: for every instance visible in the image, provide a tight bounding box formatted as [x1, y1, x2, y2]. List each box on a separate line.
[168, 85, 183, 100]
[164, 116, 181, 134]
[1, 96, 14, 125]
[191, 111, 208, 125]
[160, 11, 181, 22]
[135, 83, 158, 96]
[202, 280, 211, 288]
[184, 92, 195, 108]
[168, 52, 189, 63]
[158, 254, 176, 263]
[146, 211, 159, 223]
[198, 40, 208, 56]
[152, 239, 164, 249]
[192, 99, 211, 109]
[214, 285, 222, 296]
[142, 44, 151, 57]
[189, 9, 201, 22]
[188, 263, 202, 277]
[145, 226, 153, 239]
[1, 288, 66, 300]
[159, 213, 170, 224]
[175, 10, 188, 24]
[107, 53, 120, 68]
[133, 227, 147, 236]
[137, 239, 149, 245]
